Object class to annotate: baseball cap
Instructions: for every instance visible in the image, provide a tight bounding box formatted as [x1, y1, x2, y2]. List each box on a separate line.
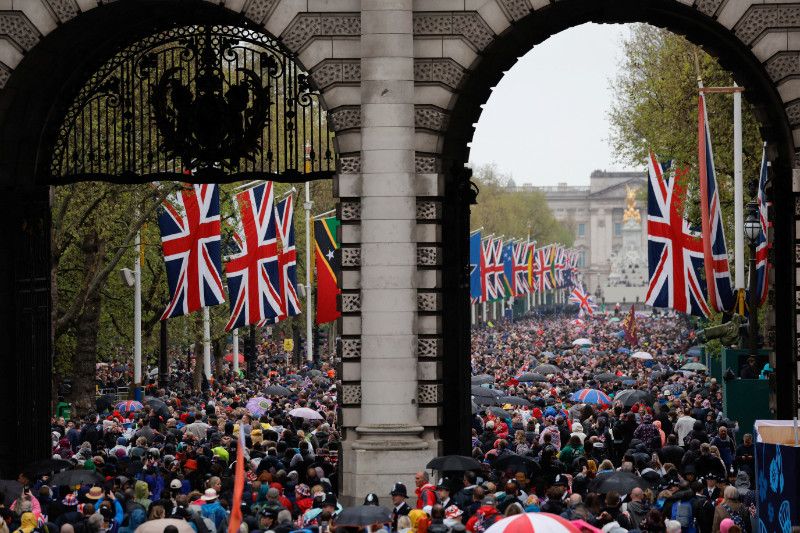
[170, 479, 182, 490]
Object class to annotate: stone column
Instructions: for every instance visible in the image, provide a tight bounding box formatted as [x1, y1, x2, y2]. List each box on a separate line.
[341, 0, 432, 504]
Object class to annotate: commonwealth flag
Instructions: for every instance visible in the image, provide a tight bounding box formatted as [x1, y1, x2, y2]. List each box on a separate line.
[314, 216, 340, 324]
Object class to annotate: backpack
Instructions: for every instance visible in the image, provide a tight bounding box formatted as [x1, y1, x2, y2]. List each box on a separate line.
[671, 500, 696, 532]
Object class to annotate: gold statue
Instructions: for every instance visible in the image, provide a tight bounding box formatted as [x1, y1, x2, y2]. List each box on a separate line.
[623, 185, 641, 224]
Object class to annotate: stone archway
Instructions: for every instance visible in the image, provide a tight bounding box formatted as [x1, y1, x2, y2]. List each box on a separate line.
[0, 0, 798, 501]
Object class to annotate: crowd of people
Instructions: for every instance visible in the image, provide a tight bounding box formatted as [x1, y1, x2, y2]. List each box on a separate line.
[0, 308, 786, 533]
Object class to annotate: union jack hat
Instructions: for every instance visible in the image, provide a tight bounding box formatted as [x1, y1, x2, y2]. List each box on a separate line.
[62, 493, 78, 507]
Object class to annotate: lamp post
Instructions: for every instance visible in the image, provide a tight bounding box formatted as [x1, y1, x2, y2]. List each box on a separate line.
[743, 200, 760, 355]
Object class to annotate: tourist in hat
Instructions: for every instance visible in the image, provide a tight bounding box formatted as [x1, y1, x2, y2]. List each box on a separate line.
[390, 482, 411, 531]
[199, 489, 227, 530]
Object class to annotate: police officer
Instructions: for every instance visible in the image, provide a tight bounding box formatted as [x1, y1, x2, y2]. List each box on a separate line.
[436, 478, 452, 509]
[390, 482, 411, 531]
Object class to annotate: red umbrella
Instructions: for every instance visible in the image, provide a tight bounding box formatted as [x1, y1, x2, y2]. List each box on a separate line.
[485, 513, 580, 533]
[225, 353, 244, 363]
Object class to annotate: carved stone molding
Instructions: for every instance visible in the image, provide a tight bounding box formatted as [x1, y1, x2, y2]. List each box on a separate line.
[342, 247, 361, 267]
[310, 59, 361, 89]
[417, 246, 442, 266]
[416, 200, 442, 220]
[342, 383, 362, 405]
[417, 383, 443, 404]
[0, 11, 41, 52]
[695, 0, 724, 17]
[413, 12, 495, 51]
[329, 106, 361, 132]
[339, 155, 361, 174]
[242, 0, 280, 24]
[340, 200, 361, 221]
[341, 338, 361, 359]
[765, 52, 800, 82]
[497, 0, 531, 21]
[44, 0, 80, 23]
[417, 292, 441, 312]
[735, 4, 800, 44]
[414, 58, 468, 89]
[281, 13, 361, 52]
[415, 106, 449, 131]
[0, 61, 10, 90]
[341, 293, 361, 313]
[415, 155, 439, 174]
[417, 337, 442, 358]
[787, 100, 800, 127]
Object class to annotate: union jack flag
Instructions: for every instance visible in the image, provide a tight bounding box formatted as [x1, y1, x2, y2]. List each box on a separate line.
[553, 246, 567, 288]
[158, 184, 225, 320]
[484, 237, 505, 301]
[532, 244, 554, 292]
[225, 182, 283, 331]
[752, 145, 770, 306]
[645, 151, 711, 317]
[698, 93, 735, 312]
[569, 283, 594, 316]
[512, 241, 530, 296]
[273, 194, 301, 322]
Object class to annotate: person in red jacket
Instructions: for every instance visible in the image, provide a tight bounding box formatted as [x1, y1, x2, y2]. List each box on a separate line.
[465, 495, 502, 533]
[294, 484, 313, 515]
[415, 471, 437, 509]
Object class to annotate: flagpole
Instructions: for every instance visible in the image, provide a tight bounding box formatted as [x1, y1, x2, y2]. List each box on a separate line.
[232, 328, 239, 375]
[733, 83, 745, 292]
[133, 228, 142, 399]
[203, 306, 211, 380]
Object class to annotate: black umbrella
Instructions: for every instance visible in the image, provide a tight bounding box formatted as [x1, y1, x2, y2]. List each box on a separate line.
[594, 372, 621, 383]
[614, 389, 653, 407]
[426, 455, 482, 471]
[308, 369, 323, 377]
[486, 406, 511, 418]
[470, 386, 502, 398]
[493, 454, 541, 474]
[498, 396, 531, 407]
[25, 458, 71, 477]
[144, 397, 169, 418]
[471, 401, 479, 415]
[263, 385, 292, 397]
[96, 394, 116, 413]
[471, 374, 494, 385]
[336, 505, 393, 527]
[0, 480, 22, 505]
[517, 372, 548, 383]
[533, 364, 560, 375]
[52, 469, 103, 487]
[589, 471, 648, 494]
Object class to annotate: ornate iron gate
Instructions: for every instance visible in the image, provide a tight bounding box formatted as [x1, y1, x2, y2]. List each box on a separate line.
[45, 25, 335, 184]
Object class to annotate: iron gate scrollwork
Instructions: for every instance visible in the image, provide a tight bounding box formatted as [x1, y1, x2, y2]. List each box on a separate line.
[47, 25, 335, 183]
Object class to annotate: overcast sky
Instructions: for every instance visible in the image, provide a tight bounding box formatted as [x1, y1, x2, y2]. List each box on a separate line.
[468, 23, 641, 186]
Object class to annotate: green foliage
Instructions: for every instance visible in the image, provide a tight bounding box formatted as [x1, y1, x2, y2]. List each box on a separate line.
[470, 163, 574, 246]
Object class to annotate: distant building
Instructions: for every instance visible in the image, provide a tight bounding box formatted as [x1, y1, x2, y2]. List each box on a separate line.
[509, 170, 648, 303]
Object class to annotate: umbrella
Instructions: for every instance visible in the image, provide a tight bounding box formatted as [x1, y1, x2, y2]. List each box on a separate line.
[471, 401, 480, 415]
[246, 396, 272, 417]
[25, 458, 71, 476]
[115, 400, 144, 413]
[52, 469, 103, 486]
[621, 379, 637, 386]
[613, 389, 653, 407]
[144, 397, 169, 418]
[632, 351, 653, 360]
[569, 389, 611, 406]
[541, 351, 558, 360]
[96, 393, 116, 413]
[499, 396, 531, 407]
[313, 376, 331, 386]
[687, 346, 704, 357]
[681, 362, 708, 371]
[135, 519, 195, 533]
[0, 480, 22, 505]
[594, 372, 620, 383]
[224, 352, 244, 363]
[492, 454, 541, 475]
[288, 407, 324, 420]
[426, 455, 482, 471]
[608, 317, 621, 323]
[617, 347, 631, 354]
[517, 372, 548, 383]
[335, 505, 393, 527]
[308, 369, 323, 377]
[533, 364, 560, 375]
[263, 385, 292, 397]
[471, 374, 495, 385]
[471, 385, 503, 398]
[589, 471, 649, 494]
[486, 406, 511, 418]
[484, 512, 579, 533]
[572, 338, 591, 346]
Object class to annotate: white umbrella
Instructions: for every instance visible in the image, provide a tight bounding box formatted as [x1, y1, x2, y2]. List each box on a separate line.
[288, 407, 324, 420]
[631, 351, 653, 360]
[135, 519, 195, 533]
[572, 338, 592, 346]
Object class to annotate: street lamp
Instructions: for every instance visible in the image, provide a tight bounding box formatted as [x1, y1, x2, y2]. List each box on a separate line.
[743, 200, 760, 355]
